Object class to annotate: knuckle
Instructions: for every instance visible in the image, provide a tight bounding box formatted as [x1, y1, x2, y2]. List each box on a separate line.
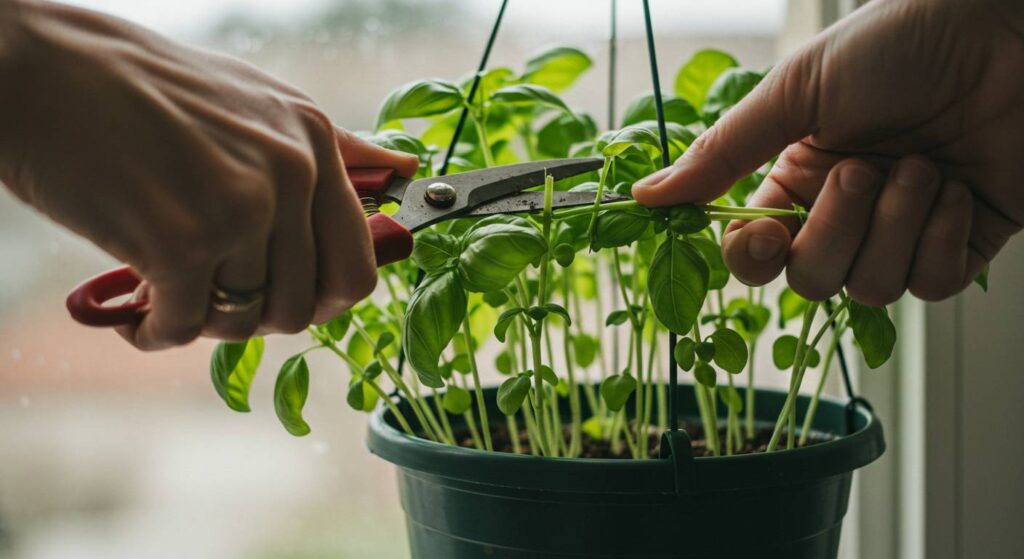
[160, 321, 203, 347]
[275, 142, 318, 194]
[786, 267, 837, 302]
[846, 279, 904, 307]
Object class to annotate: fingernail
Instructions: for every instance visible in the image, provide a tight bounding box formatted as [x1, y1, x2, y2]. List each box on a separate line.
[940, 182, 968, 205]
[634, 167, 673, 189]
[839, 164, 880, 195]
[747, 234, 783, 262]
[894, 158, 937, 188]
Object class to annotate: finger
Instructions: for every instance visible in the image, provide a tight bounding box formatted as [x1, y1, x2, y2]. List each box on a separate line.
[721, 144, 842, 285]
[260, 160, 317, 335]
[908, 181, 973, 301]
[204, 242, 267, 341]
[115, 264, 213, 351]
[721, 218, 792, 286]
[786, 159, 883, 301]
[310, 127, 379, 325]
[632, 48, 822, 206]
[334, 126, 420, 177]
[962, 197, 1023, 289]
[846, 157, 942, 306]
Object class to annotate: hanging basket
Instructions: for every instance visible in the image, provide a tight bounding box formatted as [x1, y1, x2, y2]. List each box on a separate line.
[368, 384, 884, 559]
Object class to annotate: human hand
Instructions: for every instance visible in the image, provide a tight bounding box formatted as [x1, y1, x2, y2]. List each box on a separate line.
[633, 0, 1024, 305]
[0, 0, 418, 349]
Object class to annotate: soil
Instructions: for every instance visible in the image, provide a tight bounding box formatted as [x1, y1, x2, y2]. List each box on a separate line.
[457, 421, 833, 458]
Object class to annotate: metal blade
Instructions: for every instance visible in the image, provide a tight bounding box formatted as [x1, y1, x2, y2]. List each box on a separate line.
[465, 191, 627, 218]
[391, 158, 604, 232]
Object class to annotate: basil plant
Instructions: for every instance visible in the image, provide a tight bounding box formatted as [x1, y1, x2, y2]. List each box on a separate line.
[209, 47, 910, 458]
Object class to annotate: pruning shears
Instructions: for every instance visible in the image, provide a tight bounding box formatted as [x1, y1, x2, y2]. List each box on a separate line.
[66, 157, 609, 327]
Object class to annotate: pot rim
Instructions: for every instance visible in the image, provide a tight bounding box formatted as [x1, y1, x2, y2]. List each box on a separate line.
[367, 384, 885, 494]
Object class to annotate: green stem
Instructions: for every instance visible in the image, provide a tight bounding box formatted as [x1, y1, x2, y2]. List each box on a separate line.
[431, 387, 457, 444]
[553, 199, 800, 220]
[462, 316, 492, 451]
[365, 376, 415, 436]
[583, 158, 614, 241]
[467, 108, 496, 168]
[507, 413, 523, 454]
[800, 320, 847, 447]
[562, 273, 583, 457]
[767, 299, 850, 451]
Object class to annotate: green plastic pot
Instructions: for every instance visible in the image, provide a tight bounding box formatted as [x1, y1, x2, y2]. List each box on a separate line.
[367, 384, 884, 558]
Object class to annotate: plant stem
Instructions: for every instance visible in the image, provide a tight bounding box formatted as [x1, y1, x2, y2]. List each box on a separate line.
[552, 199, 800, 220]
[766, 298, 850, 451]
[800, 321, 845, 447]
[562, 272, 583, 457]
[462, 316, 492, 451]
[507, 413, 523, 454]
[467, 107, 496, 168]
[584, 158, 614, 241]
[432, 387, 457, 444]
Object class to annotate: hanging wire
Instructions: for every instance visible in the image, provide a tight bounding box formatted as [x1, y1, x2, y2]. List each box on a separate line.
[607, 0, 618, 130]
[397, 0, 510, 380]
[824, 298, 872, 433]
[438, 0, 510, 176]
[639, 0, 679, 432]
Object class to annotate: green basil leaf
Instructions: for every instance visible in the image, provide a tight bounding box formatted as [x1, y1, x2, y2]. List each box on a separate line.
[496, 352, 513, 375]
[694, 361, 717, 388]
[572, 334, 598, 368]
[673, 337, 697, 371]
[605, 309, 631, 327]
[460, 67, 516, 98]
[695, 341, 716, 362]
[364, 360, 383, 380]
[702, 68, 765, 123]
[450, 354, 471, 375]
[725, 298, 771, 339]
[403, 270, 467, 388]
[666, 204, 711, 235]
[600, 373, 637, 412]
[648, 236, 709, 335]
[497, 374, 533, 415]
[591, 208, 652, 250]
[360, 130, 431, 175]
[778, 287, 809, 328]
[710, 327, 748, 374]
[542, 303, 572, 325]
[412, 231, 459, 272]
[772, 335, 799, 370]
[848, 301, 897, 369]
[804, 348, 822, 369]
[719, 385, 743, 412]
[974, 264, 989, 292]
[553, 243, 576, 267]
[376, 79, 464, 129]
[597, 126, 663, 158]
[490, 84, 573, 117]
[536, 365, 558, 386]
[274, 355, 311, 436]
[688, 236, 728, 290]
[317, 312, 352, 342]
[674, 49, 738, 110]
[458, 215, 547, 293]
[537, 111, 598, 159]
[374, 331, 395, 356]
[443, 385, 473, 415]
[210, 337, 264, 413]
[621, 92, 700, 127]
[494, 307, 525, 342]
[526, 306, 549, 321]
[482, 290, 509, 308]
[521, 46, 592, 92]
[346, 378, 365, 411]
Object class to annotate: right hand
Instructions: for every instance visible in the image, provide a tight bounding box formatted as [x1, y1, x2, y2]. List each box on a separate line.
[634, 0, 1024, 306]
[0, 1, 418, 350]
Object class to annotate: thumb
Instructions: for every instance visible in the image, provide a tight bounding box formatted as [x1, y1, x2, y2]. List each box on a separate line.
[334, 126, 420, 178]
[632, 51, 821, 206]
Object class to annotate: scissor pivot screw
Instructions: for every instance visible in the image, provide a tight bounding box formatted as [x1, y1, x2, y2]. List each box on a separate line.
[424, 182, 457, 208]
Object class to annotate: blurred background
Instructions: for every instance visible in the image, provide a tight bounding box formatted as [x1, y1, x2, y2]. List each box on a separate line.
[2, 1, 1021, 559]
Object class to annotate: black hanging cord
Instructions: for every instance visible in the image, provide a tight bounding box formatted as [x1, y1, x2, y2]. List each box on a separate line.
[639, 0, 679, 432]
[438, 0, 510, 176]
[607, 0, 618, 129]
[397, 0, 510, 381]
[824, 298, 873, 433]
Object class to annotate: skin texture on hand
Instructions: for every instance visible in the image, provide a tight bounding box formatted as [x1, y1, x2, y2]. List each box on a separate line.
[0, 0, 419, 350]
[633, 0, 1024, 306]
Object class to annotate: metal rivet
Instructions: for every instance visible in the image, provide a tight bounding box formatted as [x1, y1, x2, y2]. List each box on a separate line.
[424, 182, 457, 208]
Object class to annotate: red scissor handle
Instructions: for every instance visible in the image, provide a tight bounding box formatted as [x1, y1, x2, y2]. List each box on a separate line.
[66, 168, 414, 327]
